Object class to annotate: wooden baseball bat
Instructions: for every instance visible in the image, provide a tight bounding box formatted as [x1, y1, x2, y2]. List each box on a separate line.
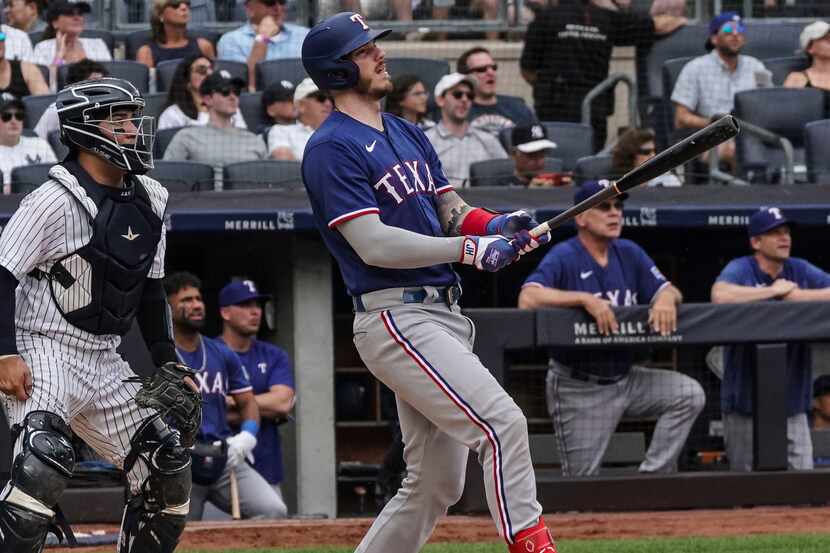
[229, 467, 241, 520]
[530, 115, 740, 237]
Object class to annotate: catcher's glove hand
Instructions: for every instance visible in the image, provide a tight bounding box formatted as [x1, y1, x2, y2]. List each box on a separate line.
[128, 362, 202, 447]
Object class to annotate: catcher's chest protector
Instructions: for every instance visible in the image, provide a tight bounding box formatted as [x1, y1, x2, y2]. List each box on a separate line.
[34, 174, 162, 336]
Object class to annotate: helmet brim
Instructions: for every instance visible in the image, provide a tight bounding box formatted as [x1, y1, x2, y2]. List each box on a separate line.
[335, 28, 392, 60]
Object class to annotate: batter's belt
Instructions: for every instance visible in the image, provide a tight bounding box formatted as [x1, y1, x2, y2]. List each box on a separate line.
[352, 284, 462, 312]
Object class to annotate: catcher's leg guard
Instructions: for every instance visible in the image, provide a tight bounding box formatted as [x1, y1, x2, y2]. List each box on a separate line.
[508, 517, 558, 553]
[0, 411, 75, 553]
[118, 416, 191, 553]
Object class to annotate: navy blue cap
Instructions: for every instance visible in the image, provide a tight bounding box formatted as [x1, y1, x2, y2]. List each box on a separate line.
[814, 374, 830, 398]
[574, 179, 628, 205]
[748, 207, 792, 237]
[707, 12, 744, 50]
[218, 280, 272, 307]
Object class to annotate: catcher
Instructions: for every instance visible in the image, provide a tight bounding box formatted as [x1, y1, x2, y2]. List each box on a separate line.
[0, 77, 200, 553]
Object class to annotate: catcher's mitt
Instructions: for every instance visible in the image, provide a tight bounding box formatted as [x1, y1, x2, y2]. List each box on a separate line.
[128, 362, 202, 447]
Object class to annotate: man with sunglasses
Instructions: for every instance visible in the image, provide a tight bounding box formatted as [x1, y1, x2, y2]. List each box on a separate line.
[519, 179, 705, 477]
[424, 72, 507, 187]
[267, 76, 331, 160]
[217, 0, 308, 87]
[0, 93, 55, 193]
[163, 69, 268, 188]
[0, 77, 201, 553]
[672, 12, 769, 171]
[302, 12, 557, 553]
[457, 46, 535, 138]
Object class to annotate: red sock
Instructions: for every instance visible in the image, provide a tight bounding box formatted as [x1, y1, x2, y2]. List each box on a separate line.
[508, 517, 558, 553]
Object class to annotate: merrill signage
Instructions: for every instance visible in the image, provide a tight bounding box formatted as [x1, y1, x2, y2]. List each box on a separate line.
[573, 319, 683, 345]
[708, 214, 750, 226]
[224, 212, 295, 231]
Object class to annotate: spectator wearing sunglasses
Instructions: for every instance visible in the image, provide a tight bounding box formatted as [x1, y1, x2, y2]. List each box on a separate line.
[0, 30, 48, 99]
[259, 79, 296, 132]
[0, 94, 56, 193]
[457, 47, 535, 138]
[33, 1, 111, 67]
[611, 128, 681, 187]
[217, 0, 308, 89]
[3, 0, 47, 34]
[671, 12, 769, 172]
[163, 70, 267, 189]
[267, 77, 330, 161]
[424, 73, 507, 187]
[519, 178, 704, 477]
[158, 55, 247, 130]
[136, 0, 215, 68]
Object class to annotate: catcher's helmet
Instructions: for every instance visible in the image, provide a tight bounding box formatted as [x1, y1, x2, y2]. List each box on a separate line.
[56, 77, 155, 174]
[301, 11, 391, 90]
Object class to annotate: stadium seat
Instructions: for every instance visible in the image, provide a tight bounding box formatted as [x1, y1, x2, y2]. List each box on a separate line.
[255, 58, 307, 91]
[660, 56, 695, 135]
[47, 131, 69, 160]
[29, 29, 116, 56]
[155, 58, 184, 92]
[238, 92, 265, 133]
[148, 160, 215, 192]
[57, 61, 150, 92]
[734, 87, 825, 184]
[805, 119, 830, 185]
[540, 122, 594, 171]
[223, 160, 303, 190]
[468, 158, 562, 187]
[743, 21, 803, 61]
[124, 27, 221, 60]
[143, 92, 168, 121]
[574, 155, 615, 183]
[10, 163, 53, 194]
[385, 58, 450, 100]
[154, 126, 185, 158]
[765, 56, 810, 86]
[22, 94, 56, 129]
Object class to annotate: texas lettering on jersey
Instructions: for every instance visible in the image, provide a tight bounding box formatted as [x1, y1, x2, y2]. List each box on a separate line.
[373, 159, 438, 205]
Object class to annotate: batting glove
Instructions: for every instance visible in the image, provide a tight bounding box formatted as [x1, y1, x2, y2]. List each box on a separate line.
[486, 210, 551, 248]
[226, 430, 257, 467]
[511, 229, 548, 255]
[460, 235, 519, 272]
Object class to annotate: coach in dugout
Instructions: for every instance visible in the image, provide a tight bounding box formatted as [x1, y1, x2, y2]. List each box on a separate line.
[711, 207, 830, 471]
[518, 179, 705, 477]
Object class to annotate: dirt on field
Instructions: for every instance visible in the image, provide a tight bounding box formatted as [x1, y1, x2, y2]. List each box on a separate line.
[53, 506, 830, 552]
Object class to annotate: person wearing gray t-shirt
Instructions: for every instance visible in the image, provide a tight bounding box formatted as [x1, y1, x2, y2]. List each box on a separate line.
[163, 70, 267, 189]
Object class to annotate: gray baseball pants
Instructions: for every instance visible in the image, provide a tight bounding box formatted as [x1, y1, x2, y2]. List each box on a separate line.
[188, 461, 287, 520]
[723, 412, 813, 471]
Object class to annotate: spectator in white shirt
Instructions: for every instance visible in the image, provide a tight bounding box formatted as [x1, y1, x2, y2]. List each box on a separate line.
[33, 1, 112, 68]
[3, 0, 47, 34]
[267, 77, 331, 161]
[34, 58, 107, 140]
[0, 23, 34, 61]
[0, 94, 56, 193]
[157, 54, 247, 130]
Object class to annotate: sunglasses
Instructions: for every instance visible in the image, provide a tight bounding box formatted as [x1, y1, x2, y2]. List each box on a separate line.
[720, 23, 745, 35]
[0, 111, 24, 123]
[595, 201, 624, 212]
[468, 63, 498, 74]
[450, 90, 474, 100]
[217, 87, 241, 97]
[192, 64, 212, 75]
[638, 147, 656, 155]
[309, 92, 330, 103]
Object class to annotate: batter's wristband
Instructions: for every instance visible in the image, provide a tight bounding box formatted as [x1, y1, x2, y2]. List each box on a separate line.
[460, 237, 477, 265]
[458, 208, 498, 236]
[241, 420, 259, 436]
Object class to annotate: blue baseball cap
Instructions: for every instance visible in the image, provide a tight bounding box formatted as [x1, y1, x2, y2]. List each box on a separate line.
[218, 280, 272, 307]
[814, 374, 830, 398]
[707, 12, 744, 50]
[748, 207, 792, 237]
[574, 179, 628, 205]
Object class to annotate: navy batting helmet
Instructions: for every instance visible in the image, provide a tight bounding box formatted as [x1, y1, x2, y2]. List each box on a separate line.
[301, 11, 391, 90]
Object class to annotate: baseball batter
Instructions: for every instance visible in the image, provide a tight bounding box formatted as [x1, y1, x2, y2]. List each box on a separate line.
[0, 78, 200, 552]
[301, 13, 557, 553]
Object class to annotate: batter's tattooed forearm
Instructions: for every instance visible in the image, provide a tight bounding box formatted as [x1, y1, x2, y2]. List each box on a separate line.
[436, 191, 472, 236]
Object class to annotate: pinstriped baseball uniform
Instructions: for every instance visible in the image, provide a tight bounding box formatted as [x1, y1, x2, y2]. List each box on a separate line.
[0, 164, 168, 495]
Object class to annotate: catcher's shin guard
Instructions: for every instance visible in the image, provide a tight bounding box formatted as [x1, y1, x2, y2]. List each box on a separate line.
[119, 416, 190, 553]
[508, 517, 558, 553]
[0, 411, 76, 553]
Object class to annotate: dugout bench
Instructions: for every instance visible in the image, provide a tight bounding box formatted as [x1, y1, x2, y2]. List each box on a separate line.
[456, 302, 830, 513]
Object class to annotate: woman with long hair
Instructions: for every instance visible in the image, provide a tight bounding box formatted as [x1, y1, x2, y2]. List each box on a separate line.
[136, 0, 215, 68]
[33, 1, 111, 67]
[158, 54, 247, 129]
[612, 127, 682, 186]
[385, 74, 434, 130]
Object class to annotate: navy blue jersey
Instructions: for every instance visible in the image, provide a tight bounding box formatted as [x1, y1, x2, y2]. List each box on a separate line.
[178, 336, 253, 441]
[302, 111, 458, 296]
[524, 236, 669, 377]
[219, 337, 294, 485]
[717, 256, 830, 416]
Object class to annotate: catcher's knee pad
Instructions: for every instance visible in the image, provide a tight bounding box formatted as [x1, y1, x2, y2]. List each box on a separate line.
[118, 494, 186, 553]
[125, 415, 192, 509]
[0, 410, 75, 552]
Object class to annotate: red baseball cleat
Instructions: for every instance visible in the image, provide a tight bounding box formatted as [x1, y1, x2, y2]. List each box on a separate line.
[508, 517, 558, 553]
